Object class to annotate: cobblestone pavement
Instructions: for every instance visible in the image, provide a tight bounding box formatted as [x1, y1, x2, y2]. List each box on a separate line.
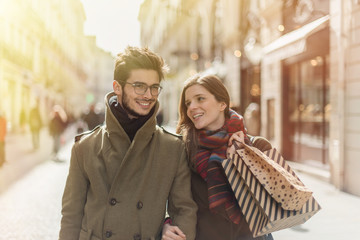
[0, 141, 71, 240]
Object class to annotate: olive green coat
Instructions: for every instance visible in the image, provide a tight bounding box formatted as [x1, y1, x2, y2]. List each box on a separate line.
[59, 92, 197, 240]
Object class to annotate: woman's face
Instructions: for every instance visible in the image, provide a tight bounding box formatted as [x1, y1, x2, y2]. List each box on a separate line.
[185, 84, 226, 131]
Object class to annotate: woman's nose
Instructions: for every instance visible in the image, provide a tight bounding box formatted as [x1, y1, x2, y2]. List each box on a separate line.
[187, 102, 197, 110]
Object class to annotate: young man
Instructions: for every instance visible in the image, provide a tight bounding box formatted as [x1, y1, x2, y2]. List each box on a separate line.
[59, 47, 197, 240]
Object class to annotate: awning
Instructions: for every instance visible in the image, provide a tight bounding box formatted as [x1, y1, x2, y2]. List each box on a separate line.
[263, 15, 330, 63]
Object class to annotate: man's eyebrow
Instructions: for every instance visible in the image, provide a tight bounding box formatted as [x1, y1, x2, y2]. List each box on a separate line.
[132, 81, 160, 86]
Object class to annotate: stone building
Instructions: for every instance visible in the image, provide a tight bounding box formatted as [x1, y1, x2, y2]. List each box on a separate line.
[0, 0, 113, 131]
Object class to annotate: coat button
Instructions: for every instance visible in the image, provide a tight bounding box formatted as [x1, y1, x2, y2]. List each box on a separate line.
[137, 201, 143, 209]
[109, 198, 117, 206]
[133, 233, 141, 240]
[105, 230, 112, 238]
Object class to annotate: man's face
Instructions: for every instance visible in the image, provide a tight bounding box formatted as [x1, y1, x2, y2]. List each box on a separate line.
[113, 69, 160, 118]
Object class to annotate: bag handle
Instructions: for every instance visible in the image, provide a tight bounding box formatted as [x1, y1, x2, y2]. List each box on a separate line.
[232, 139, 246, 150]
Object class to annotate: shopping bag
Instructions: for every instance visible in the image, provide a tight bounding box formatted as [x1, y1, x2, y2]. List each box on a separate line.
[222, 144, 321, 237]
[235, 143, 313, 210]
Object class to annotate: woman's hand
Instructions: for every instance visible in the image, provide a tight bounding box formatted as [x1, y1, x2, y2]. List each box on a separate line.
[228, 130, 245, 147]
[162, 223, 186, 240]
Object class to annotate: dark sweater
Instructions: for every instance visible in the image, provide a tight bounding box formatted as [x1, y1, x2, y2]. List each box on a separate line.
[109, 96, 154, 141]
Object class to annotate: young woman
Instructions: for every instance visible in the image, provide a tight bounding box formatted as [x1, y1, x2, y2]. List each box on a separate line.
[162, 74, 271, 240]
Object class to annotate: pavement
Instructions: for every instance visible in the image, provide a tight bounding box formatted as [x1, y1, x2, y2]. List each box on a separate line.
[0, 125, 359, 239]
[0, 124, 75, 194]
[271, 167, 360, 239]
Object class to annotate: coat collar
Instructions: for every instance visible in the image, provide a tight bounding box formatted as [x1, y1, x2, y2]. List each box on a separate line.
[104, 92, 159, 143]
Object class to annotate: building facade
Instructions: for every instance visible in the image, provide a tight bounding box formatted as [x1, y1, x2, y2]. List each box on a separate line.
[260, 1, 330, 169]
[328, 0, 360, 195]
[139, 0, 360, 196]
[0, 0, 113, 131]
[259, 0, 360, 196]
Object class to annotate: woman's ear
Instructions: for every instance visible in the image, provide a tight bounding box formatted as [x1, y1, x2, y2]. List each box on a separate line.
[220, 102, 227, 111]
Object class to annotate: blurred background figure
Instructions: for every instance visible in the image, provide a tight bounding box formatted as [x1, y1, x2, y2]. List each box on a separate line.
[49, 105, 68, 161]
[19, 108, 27, 133]
[29, 101, 43, 150]
[82, 104, 103, 131]
[0, 111, 6, 168]
[156, 109, 164, 126]
[244, 102, 260, 136]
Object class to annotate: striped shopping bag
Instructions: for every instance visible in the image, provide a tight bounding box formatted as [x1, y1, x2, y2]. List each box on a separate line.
[222, 144, 321, 237]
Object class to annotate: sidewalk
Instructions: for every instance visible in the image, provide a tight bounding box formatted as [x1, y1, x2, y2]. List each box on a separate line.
[0, 136, 73, 239]
[0, 129, 51, 194]
[272, 167, 360, 239]
[0, 125, 76, 194]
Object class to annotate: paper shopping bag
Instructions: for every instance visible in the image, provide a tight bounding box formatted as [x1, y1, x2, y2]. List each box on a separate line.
[222, 146, 321, 237]
[235, 144, 313, 210]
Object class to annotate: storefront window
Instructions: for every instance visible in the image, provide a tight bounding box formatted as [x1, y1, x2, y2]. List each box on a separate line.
[285, 55, 329, 166]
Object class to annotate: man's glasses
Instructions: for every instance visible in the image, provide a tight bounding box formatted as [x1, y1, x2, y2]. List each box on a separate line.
[125, 82, 162, 96]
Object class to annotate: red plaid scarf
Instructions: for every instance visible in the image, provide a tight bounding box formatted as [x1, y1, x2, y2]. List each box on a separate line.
[195, 109, 248, 224]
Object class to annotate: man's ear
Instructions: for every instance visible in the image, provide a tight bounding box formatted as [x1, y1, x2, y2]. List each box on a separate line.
[113, 80, 121, 94]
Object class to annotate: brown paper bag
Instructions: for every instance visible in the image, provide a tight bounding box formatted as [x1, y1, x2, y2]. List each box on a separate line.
[235, 143, 312, 210]
[222, 146, 321, 237]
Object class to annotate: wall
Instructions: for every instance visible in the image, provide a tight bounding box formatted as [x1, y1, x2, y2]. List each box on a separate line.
[330, 0, 360, 196]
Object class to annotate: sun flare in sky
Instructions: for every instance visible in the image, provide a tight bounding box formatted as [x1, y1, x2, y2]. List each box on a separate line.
[80, 0, 144, 56]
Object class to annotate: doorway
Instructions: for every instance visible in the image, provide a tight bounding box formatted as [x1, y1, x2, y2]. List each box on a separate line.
[282, 55, 330, 167]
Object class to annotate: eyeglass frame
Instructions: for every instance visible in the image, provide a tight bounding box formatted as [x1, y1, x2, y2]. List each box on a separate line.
[124, 81, 163, 96]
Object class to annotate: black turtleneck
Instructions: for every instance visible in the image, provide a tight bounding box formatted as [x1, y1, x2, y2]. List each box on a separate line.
[109, 95, 155, 141]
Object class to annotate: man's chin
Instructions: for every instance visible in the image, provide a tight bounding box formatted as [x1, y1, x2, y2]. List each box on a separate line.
[136, 109, 152, 116]
[125, 105, 154, 118]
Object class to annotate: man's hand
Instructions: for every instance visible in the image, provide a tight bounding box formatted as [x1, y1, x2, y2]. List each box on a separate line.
[162, 223, 186, 240]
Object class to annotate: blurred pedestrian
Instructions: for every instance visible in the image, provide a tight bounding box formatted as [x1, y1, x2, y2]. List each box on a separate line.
[29, 101, 42, 150]
[49, 105, 68, 160]
[59, 46, 197, 240]
[19, 108, 27, 133]
[82, 104, 102, 130]
[244, 102, 260, 136]
[156, 109, 164, 126]
[0, 111, 6, 168]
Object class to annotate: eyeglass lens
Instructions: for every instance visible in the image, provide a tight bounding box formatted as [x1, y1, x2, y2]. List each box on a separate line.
[132, 83, 161, 96]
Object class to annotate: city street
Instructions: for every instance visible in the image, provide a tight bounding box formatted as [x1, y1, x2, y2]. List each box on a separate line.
[0, 127, 359, 239]
[2, 1, 360, 239]
[0, 136, 72, 239]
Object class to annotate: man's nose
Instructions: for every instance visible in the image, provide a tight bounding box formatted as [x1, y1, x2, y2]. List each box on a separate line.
[143, 87, 152, 98]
